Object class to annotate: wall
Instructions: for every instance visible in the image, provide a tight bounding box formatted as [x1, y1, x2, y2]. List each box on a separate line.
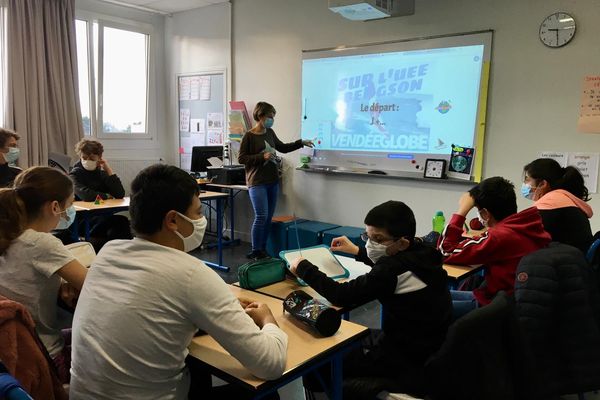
[164, 2, 232, 165]
[75, 0, 168, 162]
[228, 0, 600, 235]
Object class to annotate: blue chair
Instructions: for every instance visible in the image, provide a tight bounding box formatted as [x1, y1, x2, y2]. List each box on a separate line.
[287, 221, 340, 248]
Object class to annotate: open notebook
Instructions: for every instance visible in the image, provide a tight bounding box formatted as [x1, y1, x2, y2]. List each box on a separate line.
[279, 245, 350, 285]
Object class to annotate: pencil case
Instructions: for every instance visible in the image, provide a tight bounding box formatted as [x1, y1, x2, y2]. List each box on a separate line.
[283, 290, 341, 337]
[238, 257, 286, 289]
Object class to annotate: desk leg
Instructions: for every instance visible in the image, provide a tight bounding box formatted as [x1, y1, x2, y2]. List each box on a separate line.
[330, 352, 343, 400]
[84, 213, 91, 241]
[203, 198, 230, 272]
[71, 214, 80, 242]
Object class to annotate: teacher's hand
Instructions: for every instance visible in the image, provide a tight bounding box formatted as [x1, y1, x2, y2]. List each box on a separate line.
[301, 140, 314, 148]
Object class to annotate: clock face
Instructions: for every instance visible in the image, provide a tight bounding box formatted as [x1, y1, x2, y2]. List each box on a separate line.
[425, 159, 445, 179]
[539, 12, 576, 48]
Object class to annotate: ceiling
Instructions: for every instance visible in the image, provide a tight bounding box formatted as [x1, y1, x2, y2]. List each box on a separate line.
[97, 0, 230, 14]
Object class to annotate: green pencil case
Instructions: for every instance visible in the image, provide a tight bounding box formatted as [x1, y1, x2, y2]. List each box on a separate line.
[238, 257, 286, 289]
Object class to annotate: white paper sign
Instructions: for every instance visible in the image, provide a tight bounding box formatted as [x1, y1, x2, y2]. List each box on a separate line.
[180, 153, 192, 171]
[179, 109, 190, 132]
[200, 76, 211, 100]
[179, 77, 191, 101]
[190, 118, 205, 133]
[568, 152, 599, 193]
[207, 129, 223, 145]
[538, 151, 568, 167]
[207, 113, 223, 129]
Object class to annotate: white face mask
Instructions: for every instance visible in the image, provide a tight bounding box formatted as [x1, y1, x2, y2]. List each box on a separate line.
[365, 239, 388, 263]
[81, 159, 98, 171]
[476, 210, 488, 228]
[174, 213, 207, 252]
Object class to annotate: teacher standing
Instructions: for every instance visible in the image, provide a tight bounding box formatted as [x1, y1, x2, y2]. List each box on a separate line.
[238, 102, 313, 259]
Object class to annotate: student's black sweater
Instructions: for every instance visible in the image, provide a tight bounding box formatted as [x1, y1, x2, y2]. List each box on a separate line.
[69, 161, 125, 201]
[0, 163, 20, 188]
[296, 242, 452, 364]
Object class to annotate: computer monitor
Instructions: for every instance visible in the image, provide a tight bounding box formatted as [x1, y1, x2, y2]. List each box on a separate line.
[191, 146, 223, 172]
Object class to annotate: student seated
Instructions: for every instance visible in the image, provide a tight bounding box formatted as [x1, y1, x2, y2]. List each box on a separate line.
[68, 139, 131, 250]
[0, 167, 88, 383]
[290, 201, 452, 398]
[523, 158, 593, 253]
[70, 164, 288, 400]
[0, 128, 21, 188]
[438, 176, 551, 318]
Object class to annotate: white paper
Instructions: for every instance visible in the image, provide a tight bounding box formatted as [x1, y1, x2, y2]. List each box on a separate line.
[200, 76, 211, 100]
[538, 151, 568, 167]
[207, 157, 223, 167]
[190, 118, 205, 133]
[179, 77, 191, 101]
[207, 112, 223, 129]
[179, 109, 190, 132]
[189, 76, 201, 100]
[180, 153, 192, 171]
[207, 129, 223, 145]
[568, 152, 599, 193]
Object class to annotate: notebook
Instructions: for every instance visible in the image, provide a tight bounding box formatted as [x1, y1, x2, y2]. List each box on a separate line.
[279, 245, 350, 285]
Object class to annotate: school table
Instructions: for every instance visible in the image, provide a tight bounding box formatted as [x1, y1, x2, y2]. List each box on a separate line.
[73, 192, 230, 272]
[206, 183, 248, 245]
[188, 285, 369, 400]
[72, 197, 130, 241]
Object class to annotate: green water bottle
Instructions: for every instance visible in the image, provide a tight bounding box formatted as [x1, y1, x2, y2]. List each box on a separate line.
[432, 211, 445, 234]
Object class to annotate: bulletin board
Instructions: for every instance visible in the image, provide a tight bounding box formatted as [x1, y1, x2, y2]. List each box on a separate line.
[177, 69, 227, 170]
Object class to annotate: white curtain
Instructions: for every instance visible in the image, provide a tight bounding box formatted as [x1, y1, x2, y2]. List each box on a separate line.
[0, 1, 6, 128]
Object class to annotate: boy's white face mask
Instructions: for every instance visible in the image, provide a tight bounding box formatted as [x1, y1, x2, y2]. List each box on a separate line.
[365, 239, 389, 263]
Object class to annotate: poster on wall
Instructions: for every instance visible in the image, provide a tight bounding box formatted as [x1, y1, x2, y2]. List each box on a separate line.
[207, 112, 223, 129]
[179, 109, 191, 132]
[578, 75, 600, 133]
[207, 129, 223, 145]
[568, 152, 599, 193]
[190, 118, 205, 133]
[538, 151, 568, 167]
[179, 77, 191, 101]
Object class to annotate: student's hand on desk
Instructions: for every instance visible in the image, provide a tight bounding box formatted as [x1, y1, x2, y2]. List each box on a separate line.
[457, 192, 476, 216]
[244, 302, 278, 328]
[330, 236, 359, 255]
[238, 296, 253, 309]
[289, 257, 306, 276]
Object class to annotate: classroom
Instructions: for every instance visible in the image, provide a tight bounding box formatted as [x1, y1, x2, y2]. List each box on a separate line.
[0, 0, 600, 399]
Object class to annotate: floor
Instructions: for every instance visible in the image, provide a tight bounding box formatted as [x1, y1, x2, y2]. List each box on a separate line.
[191, 240, 600, 400]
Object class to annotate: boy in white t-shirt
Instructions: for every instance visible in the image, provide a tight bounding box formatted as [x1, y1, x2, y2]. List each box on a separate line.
[70, 164, 288, 400]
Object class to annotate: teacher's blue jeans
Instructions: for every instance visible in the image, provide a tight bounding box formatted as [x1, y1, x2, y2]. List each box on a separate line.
[248, 182, 279, 252]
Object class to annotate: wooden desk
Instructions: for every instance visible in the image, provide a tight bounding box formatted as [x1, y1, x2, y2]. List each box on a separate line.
[73, 197, 131, 241]
[188, 285, 368, 399]
[199, 191, 229, 272]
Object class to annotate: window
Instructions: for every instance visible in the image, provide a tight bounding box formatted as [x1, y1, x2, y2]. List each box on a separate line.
[76, 15, 151, 138]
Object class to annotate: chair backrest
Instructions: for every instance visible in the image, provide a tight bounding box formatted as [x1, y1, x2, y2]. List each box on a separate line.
[515, 243, 600, 396]
[65, 242, 96, 268]
[425, 292, 538, 400]
[587, 238, 600, 264]
[48, 152, 71, 174]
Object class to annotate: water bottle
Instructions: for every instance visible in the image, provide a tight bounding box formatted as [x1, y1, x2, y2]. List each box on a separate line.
[432, 211, 445, 234]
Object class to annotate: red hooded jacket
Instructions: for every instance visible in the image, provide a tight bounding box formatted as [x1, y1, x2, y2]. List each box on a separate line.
[438, 207, 552, 305]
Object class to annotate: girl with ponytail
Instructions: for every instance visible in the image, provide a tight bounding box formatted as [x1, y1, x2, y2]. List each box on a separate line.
[522, 158, 593, 253]
[0, 167, 88, 383]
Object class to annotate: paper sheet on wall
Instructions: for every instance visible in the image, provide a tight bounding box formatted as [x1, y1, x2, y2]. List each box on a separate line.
[179, 77, 191, 101]
[207, 113, 223, 129]
[179, 109, 190, 132]
[538, 151, 568, 167]
[578, 76, 600, 133]
[568, 153, 599, 193]
[200, 76, 211, 100]
[180, 153, 192, 171]
[189, 76, 201, 100]
[190, 118, 205, 133]
[207, 129, 223, 145]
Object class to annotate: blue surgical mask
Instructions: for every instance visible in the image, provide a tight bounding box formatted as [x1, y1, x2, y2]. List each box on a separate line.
[264, 117, 274, 129]
[521, 183, 535, 200]
[56, 205, 76, 230]
[5, 147, 19, 164]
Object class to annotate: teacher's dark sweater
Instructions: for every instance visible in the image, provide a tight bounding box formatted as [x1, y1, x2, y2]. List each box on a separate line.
[0, 163, 20, 188]
[238, 129, 302, 187]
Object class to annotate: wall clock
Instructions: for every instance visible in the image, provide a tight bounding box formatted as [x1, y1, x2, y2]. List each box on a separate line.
[539, 12, 576, 48]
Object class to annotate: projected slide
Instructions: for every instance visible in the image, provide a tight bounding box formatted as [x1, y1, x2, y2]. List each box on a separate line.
[301, 45, 484, 154]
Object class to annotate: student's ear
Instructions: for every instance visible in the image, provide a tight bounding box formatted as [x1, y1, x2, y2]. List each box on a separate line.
[386, 237, 411, 255]
[164, 210, 179, 232]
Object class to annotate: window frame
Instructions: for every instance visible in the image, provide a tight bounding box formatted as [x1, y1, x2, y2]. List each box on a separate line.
[76, 11, 155, 140]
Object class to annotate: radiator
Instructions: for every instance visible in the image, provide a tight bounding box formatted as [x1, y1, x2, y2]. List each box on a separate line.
[106, 158, 164, 195]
